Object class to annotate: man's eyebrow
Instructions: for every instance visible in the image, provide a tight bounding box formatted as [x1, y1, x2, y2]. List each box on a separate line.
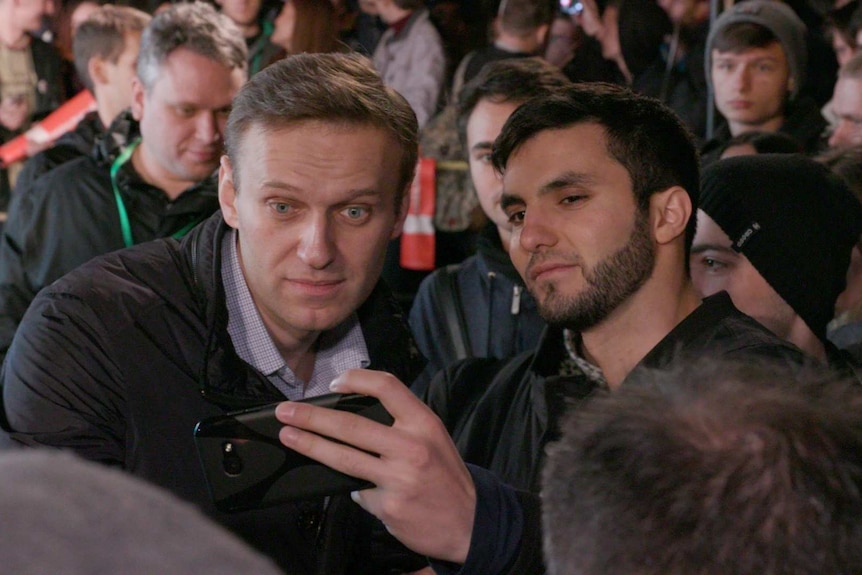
[340, 188, 383, 201]
[500, 171, 596, 211]
[714, 55, 780, 63]
[500, 193, 523, 211]
[260, 181, 381, 200]
[538, 171, 596, 195]
[261, 180, 301, 192]
[690, 243, 736, 255]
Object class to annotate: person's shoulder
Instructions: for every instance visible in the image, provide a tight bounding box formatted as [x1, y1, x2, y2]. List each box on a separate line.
[25, 155, 108, 204]
[26, 138, 88, 177]
[700, 294, 806, 362]
[41, 238, 186, 309]
[411, 8, 444, 42]
[36, 153, 104, 184]
[420, 257, 480, 290]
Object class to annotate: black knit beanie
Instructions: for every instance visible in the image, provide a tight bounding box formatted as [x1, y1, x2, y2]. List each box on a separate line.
[700, 154, 862, 342]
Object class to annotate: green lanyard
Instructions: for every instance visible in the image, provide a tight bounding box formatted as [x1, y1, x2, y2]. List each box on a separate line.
[249, 20, 274, 77]
[110, 138, 201, 248]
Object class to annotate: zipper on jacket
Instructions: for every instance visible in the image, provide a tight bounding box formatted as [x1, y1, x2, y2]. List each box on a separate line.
[511, 285, 522, 315]
[486, 271, 496, 357]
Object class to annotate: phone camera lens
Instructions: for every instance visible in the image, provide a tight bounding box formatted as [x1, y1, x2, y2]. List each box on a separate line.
[222, 441, 244, 476]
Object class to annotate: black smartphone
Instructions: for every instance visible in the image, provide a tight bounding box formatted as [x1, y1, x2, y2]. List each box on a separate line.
[194, 393, 393, 513]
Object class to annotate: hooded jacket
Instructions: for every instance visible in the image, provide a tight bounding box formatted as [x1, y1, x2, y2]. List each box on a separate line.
[409, 221, 545, 396]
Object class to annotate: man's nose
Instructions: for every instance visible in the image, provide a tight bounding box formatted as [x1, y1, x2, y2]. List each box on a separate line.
[297, 215, 336, 270]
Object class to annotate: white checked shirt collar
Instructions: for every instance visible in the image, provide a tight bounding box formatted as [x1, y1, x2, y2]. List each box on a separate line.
[221, 229, 370, 400]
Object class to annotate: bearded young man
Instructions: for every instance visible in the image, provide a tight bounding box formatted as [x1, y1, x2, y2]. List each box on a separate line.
[270, 83, 807, 574]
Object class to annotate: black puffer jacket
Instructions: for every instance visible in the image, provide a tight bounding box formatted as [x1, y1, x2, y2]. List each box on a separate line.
[0, 212, 427, 573]
[0, 111, 219, 361]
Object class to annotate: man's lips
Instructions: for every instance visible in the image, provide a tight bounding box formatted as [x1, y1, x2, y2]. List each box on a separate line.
[187, 148, 220, 162]
[288, 278, 345, 296]
[527, 262, 576, 283]
[726, 99, 752, 109]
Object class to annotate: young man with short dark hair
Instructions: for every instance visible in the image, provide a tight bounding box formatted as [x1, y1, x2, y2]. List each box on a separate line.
[408, 58, 566, 394]
[702, 0, 827, 161]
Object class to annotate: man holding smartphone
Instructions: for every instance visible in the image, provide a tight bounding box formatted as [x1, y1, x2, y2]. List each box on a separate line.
[0, 53, 427, 574]
[273, 83, 809, 573]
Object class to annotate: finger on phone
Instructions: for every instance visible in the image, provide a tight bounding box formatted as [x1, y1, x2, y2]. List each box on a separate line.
[328, 369, 427, 422]
[277, 421, 386, 485]
[275, 397, 399, 455]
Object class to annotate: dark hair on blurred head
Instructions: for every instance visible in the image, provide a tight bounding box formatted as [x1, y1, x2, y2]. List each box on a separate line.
[719, 130, 803, 157]
[456, 57, 570, 146]
[828, 1, 862, 50]
[73, 5, 151, 92]
[711, 21, 778, 53]
[284, 0, 340, 54]
[543, 357, 862, 575]
[497, 0, 555, 36]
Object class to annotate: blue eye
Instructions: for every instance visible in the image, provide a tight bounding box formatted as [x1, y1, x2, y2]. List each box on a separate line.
[343, 206, 369, 220]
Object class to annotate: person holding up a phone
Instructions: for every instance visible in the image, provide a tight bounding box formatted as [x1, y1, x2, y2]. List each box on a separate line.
[0, 52, 428, 574]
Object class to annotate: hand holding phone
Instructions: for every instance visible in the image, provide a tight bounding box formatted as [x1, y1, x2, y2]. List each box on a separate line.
[194, 393, 393, 512]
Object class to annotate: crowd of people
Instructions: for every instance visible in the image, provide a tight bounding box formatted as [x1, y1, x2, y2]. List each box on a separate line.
[2, 0, 862, 574]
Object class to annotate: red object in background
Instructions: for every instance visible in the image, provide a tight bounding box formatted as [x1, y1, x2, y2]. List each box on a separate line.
[400, 158, 437, 271]
[0, 90, 96, 167]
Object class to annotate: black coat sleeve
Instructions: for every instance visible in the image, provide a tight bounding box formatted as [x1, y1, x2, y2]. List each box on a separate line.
[0, 286, 126, 465]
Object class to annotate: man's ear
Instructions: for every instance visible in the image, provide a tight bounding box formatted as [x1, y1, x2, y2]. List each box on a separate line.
[390, 187, 411, 239]
[88, 57, 107, 88]
[130, 76, 145, 121]
[650, 186, 692, 246]
[787, 75, 796, 93]
[219, 155, 240, 229]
